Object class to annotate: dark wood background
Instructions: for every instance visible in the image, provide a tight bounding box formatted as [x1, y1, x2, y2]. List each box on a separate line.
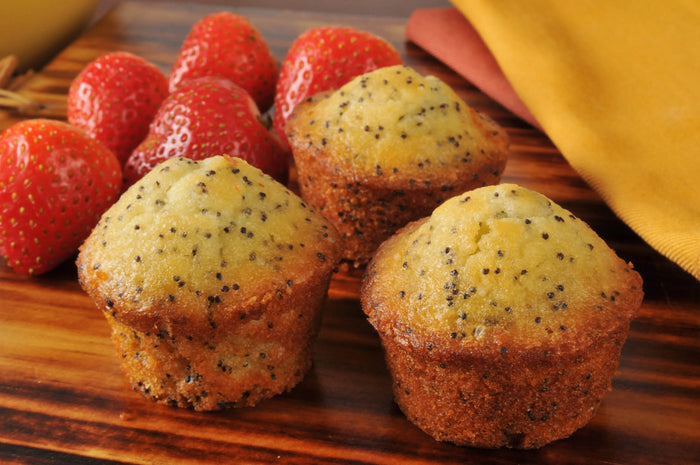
[1, 2, 699, 464]
[93, 0, 453, 20]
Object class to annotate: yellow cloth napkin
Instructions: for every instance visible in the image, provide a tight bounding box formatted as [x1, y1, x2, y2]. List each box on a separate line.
[451, 0, 700, 280]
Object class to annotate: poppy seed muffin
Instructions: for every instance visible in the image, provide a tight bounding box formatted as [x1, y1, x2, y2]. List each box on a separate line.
[286, 65, 509, 265]
[77, 155, 341, 411]
[361, 184, 643, 448]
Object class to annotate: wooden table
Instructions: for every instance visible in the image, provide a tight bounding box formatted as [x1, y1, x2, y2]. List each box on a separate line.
[1, 2, 699, 464]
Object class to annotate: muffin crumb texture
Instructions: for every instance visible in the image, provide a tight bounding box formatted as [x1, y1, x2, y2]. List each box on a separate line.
[362, 183, 643, 448]
[78, 155, 341, 410]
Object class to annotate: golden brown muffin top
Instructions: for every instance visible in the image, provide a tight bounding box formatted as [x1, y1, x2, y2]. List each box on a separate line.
[78, 156, 341, 333]
[362, 184, 643, 353]
[286, 65, 508, 185]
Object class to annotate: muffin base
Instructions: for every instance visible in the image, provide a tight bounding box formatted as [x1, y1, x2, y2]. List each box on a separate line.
[103, 274, 331, 411]
[294, 159, 503, 265]
[378, 323, 632, 449]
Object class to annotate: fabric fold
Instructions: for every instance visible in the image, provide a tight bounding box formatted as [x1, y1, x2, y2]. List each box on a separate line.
[406, 8, 538, 128]
[407, 2, 700, 280]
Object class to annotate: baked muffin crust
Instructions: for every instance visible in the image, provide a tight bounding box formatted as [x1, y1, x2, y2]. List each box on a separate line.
[80, 155, 339, 336]
[78, 155, 341, 410]
[362, 184, 643, 448]
[287, 65, 509, 264]
[290, 65, 507, 185]
[364, 184, 641, 350]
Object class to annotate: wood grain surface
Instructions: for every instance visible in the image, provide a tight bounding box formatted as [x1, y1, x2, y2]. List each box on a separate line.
[1, 2, 699, 464]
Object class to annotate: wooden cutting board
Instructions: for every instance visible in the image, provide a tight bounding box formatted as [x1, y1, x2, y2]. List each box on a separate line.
[1, 2, 699, 464]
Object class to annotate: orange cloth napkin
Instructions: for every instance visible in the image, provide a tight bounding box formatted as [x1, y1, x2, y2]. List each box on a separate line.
[406, 8, 538, 128]
[407, 2, 700, 281]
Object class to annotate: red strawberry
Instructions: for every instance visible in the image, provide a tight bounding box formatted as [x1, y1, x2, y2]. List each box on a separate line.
[169, 12, 278, 111]
[68, 51, 169, 166]
[0, 119, 122, 275]
[273, 26, 403, 147]
[124, 77, 287, 186]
